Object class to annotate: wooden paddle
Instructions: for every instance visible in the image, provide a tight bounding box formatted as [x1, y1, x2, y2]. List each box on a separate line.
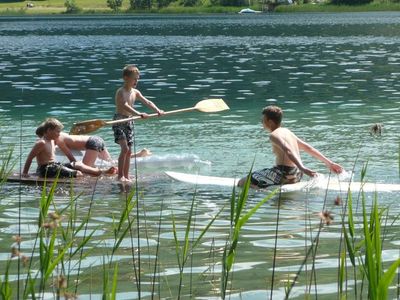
[69, 98, 229, 135]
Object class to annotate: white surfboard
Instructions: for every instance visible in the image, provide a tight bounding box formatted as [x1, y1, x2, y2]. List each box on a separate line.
[165, 171, 400, 193]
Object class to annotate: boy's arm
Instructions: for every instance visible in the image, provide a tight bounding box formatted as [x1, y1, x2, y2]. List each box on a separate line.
[135, 90, 164, 116]
[297, 138, 343, 174]
[56, 141, 76, 163]
[115, 89, 143, 116]
[22, 142, 43, 176]
[270, 135, 314, 176]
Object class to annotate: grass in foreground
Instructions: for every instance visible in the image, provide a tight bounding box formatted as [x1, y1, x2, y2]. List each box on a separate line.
[0, 161, 399, 298]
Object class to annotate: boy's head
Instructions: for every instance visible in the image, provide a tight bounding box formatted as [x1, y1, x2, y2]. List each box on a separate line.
[262, 106, 283, 128]
[40, 118, 63, 138]
[123, 65, 140, 87]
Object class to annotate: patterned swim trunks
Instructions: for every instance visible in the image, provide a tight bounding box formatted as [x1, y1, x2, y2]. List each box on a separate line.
[86, 136, 105, 152]
[250, 165, 303, 189]
[37, 162, 77, 178]
[112, 114, 134, 146]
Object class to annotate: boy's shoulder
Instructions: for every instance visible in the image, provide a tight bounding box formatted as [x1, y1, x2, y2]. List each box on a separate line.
[32, 138, 47, 149]
[271, 127, 296, 138]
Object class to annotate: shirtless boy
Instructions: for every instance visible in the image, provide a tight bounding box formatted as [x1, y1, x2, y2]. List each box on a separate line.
[23, 118, 116, 178]
[37, 125, 150, 167]
[55, 133, 112, 166]
[238, 106, 343, 189]
[113, 64, 164, 182]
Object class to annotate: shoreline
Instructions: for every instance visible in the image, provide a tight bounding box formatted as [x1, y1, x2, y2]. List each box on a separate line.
[1, 2, 400, 16]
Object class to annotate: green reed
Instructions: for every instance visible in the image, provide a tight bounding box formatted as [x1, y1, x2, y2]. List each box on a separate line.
[0, 146, 14, 189]
[1, 158, 400, 298]
[337, 164, 400, 299]
[221, 171, 278, 299]
[172, 189, 223, 299]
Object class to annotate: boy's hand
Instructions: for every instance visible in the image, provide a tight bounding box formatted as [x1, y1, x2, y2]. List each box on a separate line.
[157, 110, 164, 116]
[140, 113, 150, 119]
[302, 167, 317, 177]
[329, 162, 343, 174]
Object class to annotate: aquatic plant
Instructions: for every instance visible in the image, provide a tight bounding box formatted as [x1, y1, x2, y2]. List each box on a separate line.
[172, 189, 223, 299]
[0, 146, 14, 190]
[1, 160, 399, 298]
[220, 172, 278, 299]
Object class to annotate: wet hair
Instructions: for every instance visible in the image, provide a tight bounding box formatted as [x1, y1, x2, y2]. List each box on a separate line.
[38, 118, 64, 136]
[262, 105, 283, 125]
[122, 64, 140, 78]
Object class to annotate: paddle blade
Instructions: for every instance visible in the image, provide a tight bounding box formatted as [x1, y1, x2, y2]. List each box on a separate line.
[69, 119, 107, 135]
[194, 98, 229, 113]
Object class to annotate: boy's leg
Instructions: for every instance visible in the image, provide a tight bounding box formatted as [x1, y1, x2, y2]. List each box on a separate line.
[82, 149, 99, 167]
[117, 139, 131, 180]
[72, 161, 101, 176]
[98, 147, 113, 162]
[71, 162, 115, 177]
[123, 145, 132, 179]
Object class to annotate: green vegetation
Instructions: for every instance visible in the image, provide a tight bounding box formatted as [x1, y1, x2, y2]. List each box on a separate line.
[276, 1, 400, 12]
[1, 0, 400, 15]
[1, 164, 399, 298]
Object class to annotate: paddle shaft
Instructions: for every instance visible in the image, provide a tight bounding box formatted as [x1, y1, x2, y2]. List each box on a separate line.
[106, 106, 197, 125]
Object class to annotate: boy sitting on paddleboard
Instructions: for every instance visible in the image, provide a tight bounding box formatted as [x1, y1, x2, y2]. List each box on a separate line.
[238, 106, 343, 189]
[22, 118, 116, 178]
[113, 64, 164, 182]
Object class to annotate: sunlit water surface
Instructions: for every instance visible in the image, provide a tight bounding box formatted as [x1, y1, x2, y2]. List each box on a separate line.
[1, 13, 400, 299]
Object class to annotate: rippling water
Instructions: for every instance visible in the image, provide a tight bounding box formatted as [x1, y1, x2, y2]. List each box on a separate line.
[1, 13, 400, 298]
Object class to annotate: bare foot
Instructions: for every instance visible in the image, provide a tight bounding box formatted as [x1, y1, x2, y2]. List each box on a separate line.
[118, 176, 131, 183]
[133, 148, 152, 158]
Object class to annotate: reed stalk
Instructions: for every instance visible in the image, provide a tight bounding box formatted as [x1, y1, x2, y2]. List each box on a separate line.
[172, 190, 223, 299]
[221, 171, 278, 299]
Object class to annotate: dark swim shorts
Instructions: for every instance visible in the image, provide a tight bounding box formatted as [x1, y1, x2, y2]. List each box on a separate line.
[250, 165, 303, 189]
[112, 114, 134, 146]
[37, 162, 77, 178]
[85, 136, 105, 152]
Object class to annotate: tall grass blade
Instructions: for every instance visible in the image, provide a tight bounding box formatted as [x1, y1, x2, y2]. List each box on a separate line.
[362, 192, 377, 298]
[339, 250, 346, 296]
[44, 240, 73, 281]
[378, 259, 400, 299]
[221, 170, 276, 299]
[111, 263, 119, 300]
[0, 261, 12, 299]
[343, 226, 355, 267]
[347, 192, 355, 238]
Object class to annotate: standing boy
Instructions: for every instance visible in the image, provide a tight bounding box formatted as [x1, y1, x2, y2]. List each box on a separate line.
[113, 64, 164, 182]
[23, 118, 116, 178]
[238, 106, 343, 189]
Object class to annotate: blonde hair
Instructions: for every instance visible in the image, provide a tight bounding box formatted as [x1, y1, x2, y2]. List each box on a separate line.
[122, 64, 140, 78]
[39, 118, 64, 135]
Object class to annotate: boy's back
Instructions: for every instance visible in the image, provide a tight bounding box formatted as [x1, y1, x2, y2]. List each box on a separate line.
[58, 132, 88, 150]
[270, 127, 301, 167]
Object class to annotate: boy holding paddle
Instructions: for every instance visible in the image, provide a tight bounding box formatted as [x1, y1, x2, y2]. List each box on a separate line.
[113, 64, 164, 182]
[22, 118, 117, 178]
[238, 106, 343, 189]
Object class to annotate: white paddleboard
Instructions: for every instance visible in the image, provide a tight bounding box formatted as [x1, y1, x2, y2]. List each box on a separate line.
[165, 171, 400, 193]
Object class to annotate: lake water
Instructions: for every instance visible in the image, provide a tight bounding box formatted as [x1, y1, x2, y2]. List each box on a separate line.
[0, 12, 400, 299]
